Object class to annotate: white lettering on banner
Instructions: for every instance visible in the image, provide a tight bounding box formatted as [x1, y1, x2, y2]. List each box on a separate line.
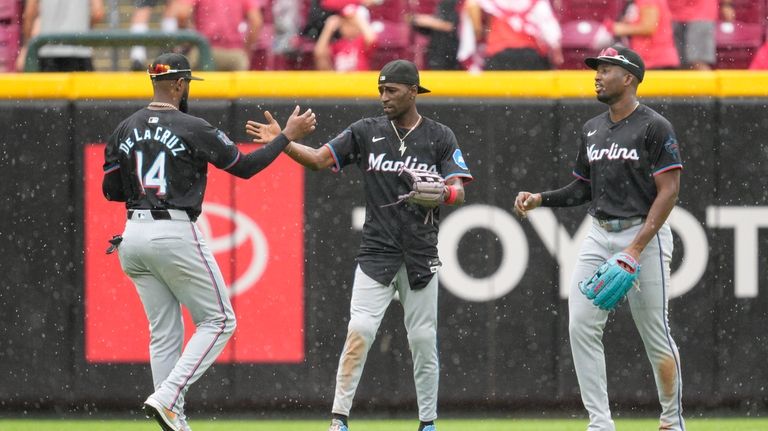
[707, 206, 768, 298]
[437, 205, 529, 302]
[198, 202, 268, 297]
[667, 208, 709, 298]
[349, 205, 766, 302]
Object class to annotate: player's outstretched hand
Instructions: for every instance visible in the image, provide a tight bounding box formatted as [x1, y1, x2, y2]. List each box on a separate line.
[283, 105, 317, 142]
[513, 191, 541, 219]
[246, 111, 282, 144]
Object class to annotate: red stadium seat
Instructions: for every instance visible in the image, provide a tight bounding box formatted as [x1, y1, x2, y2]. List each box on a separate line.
[715, 0, 766, 68]
[368, 0, 409, 23]
[370, 20, 413, 69]
[716, 21, 764, 69]
[560, 20, 604, 69]
[557, 0, 627, 69]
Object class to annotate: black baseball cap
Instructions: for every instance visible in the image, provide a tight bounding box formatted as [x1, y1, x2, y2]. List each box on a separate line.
[378, 59, 430, 93]
[147, 53, 203, 81]
[585, 45, 645, 83]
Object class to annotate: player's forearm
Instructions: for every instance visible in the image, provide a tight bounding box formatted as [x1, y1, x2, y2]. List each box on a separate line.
[540, 179, 591, 207]
[226, 133, 290, 178]
[284, 141, 333, 170]
[626, 184, 678, 256]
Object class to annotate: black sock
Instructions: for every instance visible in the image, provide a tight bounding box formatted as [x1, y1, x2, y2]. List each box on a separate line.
[418, 421, 434, 430]
[332, 414, 348, 426]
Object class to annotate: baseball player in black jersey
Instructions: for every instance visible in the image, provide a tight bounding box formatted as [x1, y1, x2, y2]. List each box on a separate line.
[102, 53, 316, 431]
[246, 59, 473, 431]
[514, 45, 685, 431]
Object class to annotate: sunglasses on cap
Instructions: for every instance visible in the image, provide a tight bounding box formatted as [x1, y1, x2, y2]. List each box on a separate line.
[147, 63, 193, 77]
[595, 47, 641, 68]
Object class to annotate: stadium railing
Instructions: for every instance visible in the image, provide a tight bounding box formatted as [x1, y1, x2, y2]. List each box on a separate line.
[23, 29, 214, 72]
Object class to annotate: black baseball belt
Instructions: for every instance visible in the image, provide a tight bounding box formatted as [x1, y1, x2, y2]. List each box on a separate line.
[595, 216, 646, 232]
[127, 209, 193, 222]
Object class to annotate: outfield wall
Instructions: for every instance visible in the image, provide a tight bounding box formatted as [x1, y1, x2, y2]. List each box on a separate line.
[0, 71, 766, 414]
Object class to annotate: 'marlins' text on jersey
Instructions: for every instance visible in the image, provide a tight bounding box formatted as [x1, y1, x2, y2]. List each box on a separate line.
[587, 143, 639, 161]
[367, 153, 437, 173]
[118, 126, 186, 156]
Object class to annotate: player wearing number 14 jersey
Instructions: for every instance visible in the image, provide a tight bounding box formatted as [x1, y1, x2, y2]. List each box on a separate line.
[102, 53, 316, 431]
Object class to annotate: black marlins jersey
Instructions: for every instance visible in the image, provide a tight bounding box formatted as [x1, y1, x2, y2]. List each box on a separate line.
[573, 104, 683, 219]
[326, 115, 473, 289]
[104, 108, 240, 219]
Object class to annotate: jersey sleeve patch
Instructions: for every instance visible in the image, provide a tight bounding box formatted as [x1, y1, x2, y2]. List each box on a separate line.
[216, 130, 235, 146]
[452, 149, 468, 170]
[664, 136, 681, 162]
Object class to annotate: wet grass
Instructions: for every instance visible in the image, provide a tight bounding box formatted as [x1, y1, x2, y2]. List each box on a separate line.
[0, 417, 766, 431]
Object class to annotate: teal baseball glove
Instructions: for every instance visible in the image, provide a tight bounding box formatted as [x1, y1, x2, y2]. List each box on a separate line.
[579, 252, 640, 311]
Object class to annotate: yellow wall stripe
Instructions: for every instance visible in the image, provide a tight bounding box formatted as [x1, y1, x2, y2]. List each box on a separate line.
[1, 70, 767, 99]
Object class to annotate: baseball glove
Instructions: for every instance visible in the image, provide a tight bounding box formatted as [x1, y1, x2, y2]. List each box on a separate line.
[398, 167, 446, 208]
[578, 252, 640, 311]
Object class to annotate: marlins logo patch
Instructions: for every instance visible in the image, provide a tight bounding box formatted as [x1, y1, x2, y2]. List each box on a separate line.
[453, 149, 468, 170]
[664, 136, 681, 161]
[217, 130, 234, 146]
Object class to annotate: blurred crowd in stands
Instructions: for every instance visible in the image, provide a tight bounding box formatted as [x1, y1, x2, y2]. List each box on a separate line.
[1, 0, 768, 72]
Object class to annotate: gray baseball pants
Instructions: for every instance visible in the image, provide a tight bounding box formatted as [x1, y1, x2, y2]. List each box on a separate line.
[332, 264, 439, 422]
[118, 209, 236, 416]
[569, 220, 685, 431]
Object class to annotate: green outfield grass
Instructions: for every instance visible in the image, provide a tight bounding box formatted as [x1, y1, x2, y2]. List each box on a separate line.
[0, 418, 766, 431]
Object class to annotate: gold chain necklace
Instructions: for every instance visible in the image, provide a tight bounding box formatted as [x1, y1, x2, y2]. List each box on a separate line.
[148, 102, 178, 110]
[390, 115, 422, 156]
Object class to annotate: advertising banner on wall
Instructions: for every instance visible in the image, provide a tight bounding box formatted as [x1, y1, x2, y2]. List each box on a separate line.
[82, 143, 305, 363]
[2, 95, 766, 409]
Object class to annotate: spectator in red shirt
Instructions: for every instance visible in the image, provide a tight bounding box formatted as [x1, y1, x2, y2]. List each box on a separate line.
[668, 0, 734, 70]
[463, 0, 562, 70]
[611, 0, 680, 70]
[175, 0, 263, 71]
[314, 4, 377, 71]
